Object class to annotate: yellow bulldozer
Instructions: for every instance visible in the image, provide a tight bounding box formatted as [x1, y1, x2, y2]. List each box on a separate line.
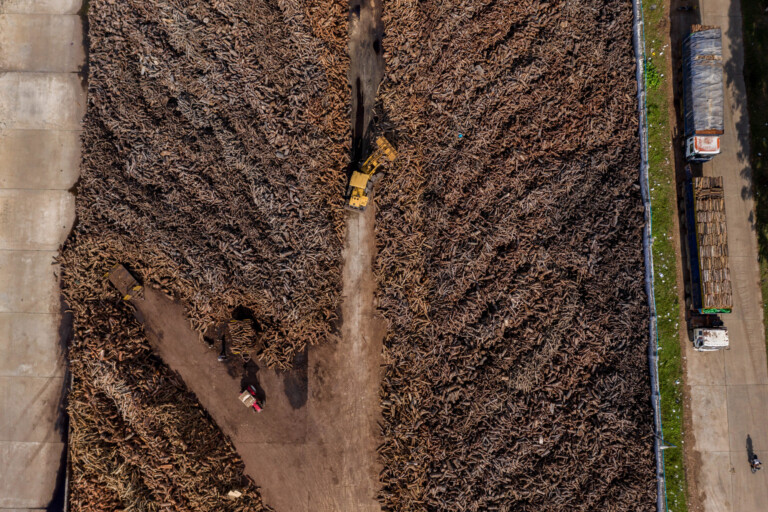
[346, 136, 397, 211]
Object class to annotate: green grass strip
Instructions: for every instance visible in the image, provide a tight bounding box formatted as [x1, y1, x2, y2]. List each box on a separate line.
[640, 1, 689, 510]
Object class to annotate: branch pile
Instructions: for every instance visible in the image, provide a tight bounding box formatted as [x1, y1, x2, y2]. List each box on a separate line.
[374, 0, 655, 509]
[69, 0, 350, 365]
[63, 0, 348, 508]
[63, 244, 269, 511]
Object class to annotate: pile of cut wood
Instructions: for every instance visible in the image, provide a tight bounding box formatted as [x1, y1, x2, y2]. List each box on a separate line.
[68, 0, 349, 366]
[62, 0, 348, 508]
[373, 0, 656, 509]
[62, 0, 655, 509]
[61, 245, 270, 510]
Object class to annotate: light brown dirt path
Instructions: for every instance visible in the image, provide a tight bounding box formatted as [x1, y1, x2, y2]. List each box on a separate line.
[331, 202, 384, 512]
[125, 238, 382, 512]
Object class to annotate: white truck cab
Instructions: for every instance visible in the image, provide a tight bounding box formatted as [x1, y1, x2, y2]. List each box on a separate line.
[693, 327, 729, 351]
[685, 135, 721, 161]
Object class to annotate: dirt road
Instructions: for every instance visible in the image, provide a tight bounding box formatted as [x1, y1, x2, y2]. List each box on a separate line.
[128, 276, 382, 511]
[668, 0, 768, 510]
[348, 0, 383, 164]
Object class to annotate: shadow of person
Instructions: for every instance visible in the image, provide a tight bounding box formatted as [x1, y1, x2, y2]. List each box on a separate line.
[747, 434, 755, 463]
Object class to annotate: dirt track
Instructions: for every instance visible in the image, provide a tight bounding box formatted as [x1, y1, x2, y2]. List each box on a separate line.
[129, 258, 382, 511]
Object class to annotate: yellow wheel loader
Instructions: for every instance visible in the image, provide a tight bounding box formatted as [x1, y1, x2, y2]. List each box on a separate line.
[346, 136, 397, 211]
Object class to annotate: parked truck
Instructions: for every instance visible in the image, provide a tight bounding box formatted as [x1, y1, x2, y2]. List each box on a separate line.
[682, 25, 724, 162]
[681, 167, 732, 350]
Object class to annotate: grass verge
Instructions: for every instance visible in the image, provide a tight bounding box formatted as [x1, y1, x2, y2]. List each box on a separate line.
[641, 1, 689, 511]
[740, 0, 768, 357]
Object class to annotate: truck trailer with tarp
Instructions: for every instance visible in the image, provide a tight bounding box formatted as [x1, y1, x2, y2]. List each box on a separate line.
[682, 25, 724, 162]
[682, 170, 732, 314]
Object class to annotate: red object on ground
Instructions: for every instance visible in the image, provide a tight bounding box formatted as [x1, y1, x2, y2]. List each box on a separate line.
[239, 385, 263, 412]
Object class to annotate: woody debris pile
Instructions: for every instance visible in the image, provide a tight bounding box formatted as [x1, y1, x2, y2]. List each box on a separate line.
[62, 0, 655, 510]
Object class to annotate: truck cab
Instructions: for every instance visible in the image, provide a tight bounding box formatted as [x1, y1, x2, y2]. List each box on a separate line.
[693, 327, 729, 351]
[685, 135, 721, 162]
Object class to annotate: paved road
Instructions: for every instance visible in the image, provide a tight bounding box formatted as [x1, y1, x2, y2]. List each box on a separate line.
[669, 0, 768, 509]
[0, 1, 84, 509]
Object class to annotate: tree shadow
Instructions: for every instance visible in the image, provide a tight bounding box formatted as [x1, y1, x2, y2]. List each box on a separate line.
[668, 3, 703, 328]
[736, 0, 768, 256]
[721, 0, 764, 235]
[45, 295, 74, 511]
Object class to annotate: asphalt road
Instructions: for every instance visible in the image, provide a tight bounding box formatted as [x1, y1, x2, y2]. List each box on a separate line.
[0, 2, 84, 510]
[669, 0, 768, 509]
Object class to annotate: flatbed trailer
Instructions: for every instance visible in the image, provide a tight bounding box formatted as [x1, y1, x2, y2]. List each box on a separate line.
[681, 168, 732, 314]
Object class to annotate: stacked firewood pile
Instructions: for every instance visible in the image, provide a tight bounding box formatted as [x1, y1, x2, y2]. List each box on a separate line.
[62, 0, 349, 509]
[228, 320, 258, 362]
[373, 0, 656, 510]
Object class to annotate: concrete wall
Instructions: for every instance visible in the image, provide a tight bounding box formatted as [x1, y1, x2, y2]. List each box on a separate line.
[0, 0, 83, 509]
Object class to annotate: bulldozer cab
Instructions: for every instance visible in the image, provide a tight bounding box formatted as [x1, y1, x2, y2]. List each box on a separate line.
[345, 136, 397, 212]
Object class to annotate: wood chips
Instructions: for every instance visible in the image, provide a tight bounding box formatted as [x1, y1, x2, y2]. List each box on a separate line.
[373, 0, 655, 509]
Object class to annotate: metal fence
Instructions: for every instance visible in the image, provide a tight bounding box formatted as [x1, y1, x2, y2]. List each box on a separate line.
[631, 0, 670, 510]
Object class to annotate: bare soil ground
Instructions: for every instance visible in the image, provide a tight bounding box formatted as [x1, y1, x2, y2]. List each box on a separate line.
[121, 254, 381, 512]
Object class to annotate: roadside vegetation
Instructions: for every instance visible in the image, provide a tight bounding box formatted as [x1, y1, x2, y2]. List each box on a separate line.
[641, 1, 689, 510]
[741, 0, 768, 355]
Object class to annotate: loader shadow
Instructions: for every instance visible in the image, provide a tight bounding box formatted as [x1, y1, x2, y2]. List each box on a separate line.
[239, 353, 308, 410]
[281, 350, 308, 410]
[241, 360, 266, 404]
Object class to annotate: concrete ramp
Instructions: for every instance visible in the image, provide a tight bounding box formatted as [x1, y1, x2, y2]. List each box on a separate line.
[0, 1, 83, 510]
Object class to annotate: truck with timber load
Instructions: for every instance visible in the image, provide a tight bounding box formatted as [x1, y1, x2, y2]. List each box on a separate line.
[681, 166, 732, 350]
[682, 25, 724, 162]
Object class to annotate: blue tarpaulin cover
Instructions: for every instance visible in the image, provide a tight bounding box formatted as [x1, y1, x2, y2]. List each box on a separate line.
[682, 27, 724, 136]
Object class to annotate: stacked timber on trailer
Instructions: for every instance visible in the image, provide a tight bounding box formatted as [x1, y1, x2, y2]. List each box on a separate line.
[684, 174, 733, 313]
